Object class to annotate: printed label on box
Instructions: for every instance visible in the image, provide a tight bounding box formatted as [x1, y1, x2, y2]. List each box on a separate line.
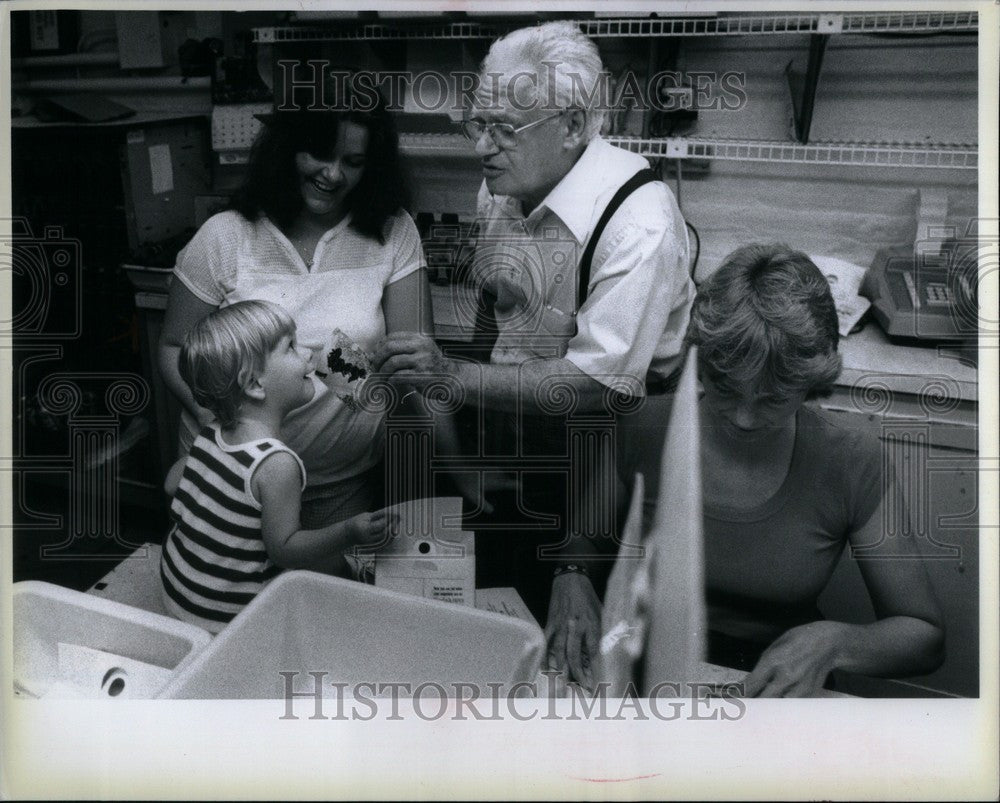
[368, 497, 475, 606]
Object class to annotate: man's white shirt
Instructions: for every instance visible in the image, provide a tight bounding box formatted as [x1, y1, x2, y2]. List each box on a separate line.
[474, 136, 694, 394]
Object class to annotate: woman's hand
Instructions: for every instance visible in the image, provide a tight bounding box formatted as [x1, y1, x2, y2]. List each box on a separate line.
[545, 572, 602, 692]
[742, 620, 849, 697]
[345, 508, 399, 549]
[373, 332, 456, 388]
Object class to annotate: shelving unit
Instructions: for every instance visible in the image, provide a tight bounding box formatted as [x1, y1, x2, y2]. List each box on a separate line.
[238, 11, 978, 170]
[606, 137, 978, 170]
[208, 118, 977, 171]
[252, 11, 978, 42]
[401, 133, 978, 170]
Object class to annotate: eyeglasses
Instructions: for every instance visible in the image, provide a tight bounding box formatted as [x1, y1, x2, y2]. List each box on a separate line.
[459, 111, 565, 149]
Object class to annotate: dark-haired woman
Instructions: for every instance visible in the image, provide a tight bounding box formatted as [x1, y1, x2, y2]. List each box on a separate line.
[613, 243, 945, 697]
[159, 93, 429, 531]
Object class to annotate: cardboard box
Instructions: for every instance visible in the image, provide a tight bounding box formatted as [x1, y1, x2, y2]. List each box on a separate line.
[371, 497, 475, 606]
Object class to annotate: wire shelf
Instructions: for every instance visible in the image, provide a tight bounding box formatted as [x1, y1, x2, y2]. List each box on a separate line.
[207, 110, 977, 171]
[253, 21, 501, 43]
[839, 11, 978, 34]
[400, 132, 469, 156]
[398, 134, 978, 170]
[252, 11, 977, 43]
[605, 137, 978, 169]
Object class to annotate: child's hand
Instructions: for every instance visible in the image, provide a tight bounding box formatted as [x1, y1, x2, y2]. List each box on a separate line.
[346, 508, 399, 548]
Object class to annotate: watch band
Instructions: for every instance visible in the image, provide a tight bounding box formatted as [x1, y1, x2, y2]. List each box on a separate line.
[553, 563, 590, 579]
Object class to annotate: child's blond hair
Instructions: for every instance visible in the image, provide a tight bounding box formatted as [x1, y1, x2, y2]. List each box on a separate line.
[179, 300, 296, 428]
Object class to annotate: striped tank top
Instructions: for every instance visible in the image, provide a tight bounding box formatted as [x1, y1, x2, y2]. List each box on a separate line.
[160, 424, 306, 634]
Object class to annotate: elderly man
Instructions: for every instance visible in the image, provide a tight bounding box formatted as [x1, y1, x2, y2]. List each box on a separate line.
[375, 21, 694, 687]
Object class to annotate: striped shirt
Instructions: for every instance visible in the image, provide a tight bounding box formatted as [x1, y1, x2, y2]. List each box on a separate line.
[160, 425, 306, 634]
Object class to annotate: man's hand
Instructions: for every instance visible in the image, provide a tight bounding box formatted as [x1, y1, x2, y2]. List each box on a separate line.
[545, 572, 602, 692]
[742, 620, 848, 697]
[373, 332, 456, 388]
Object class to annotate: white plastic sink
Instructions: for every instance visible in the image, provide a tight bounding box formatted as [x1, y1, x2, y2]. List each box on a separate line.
[12, 580, 211, 699]
[159, 570, 545, 699]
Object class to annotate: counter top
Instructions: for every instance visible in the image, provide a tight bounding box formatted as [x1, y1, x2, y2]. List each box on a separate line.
[838, 322, 977, 402]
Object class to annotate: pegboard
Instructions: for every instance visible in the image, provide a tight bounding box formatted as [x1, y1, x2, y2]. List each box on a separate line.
[211, 103, 271, 152]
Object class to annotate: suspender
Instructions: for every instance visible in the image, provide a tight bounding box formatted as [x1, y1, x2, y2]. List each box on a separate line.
[471, 168, 661, 356]
[576, 168, 658, 307]
[468, 220, 501, 360]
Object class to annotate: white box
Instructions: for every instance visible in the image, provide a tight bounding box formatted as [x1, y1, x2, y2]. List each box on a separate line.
[159, 571, 545, 699]
[372, 497, 475, 606]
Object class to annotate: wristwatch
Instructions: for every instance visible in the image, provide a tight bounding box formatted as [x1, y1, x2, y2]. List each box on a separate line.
[553, 563, 590, 579]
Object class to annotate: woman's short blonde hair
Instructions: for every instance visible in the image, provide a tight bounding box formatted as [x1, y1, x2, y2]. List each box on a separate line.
[687, 243, 843, 401]
[179, 300, 296, 428]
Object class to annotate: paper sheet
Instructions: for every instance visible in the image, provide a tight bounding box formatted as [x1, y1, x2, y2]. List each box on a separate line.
[148, 143, 174, 195]
[474, 587, 539, 629]
[812, 254, 872, 336]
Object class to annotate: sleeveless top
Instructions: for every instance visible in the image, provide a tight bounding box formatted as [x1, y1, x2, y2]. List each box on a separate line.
[160, 424, 306, 633]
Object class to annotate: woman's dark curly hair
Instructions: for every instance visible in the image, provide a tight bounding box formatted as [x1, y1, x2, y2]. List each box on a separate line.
[686, 243, 842, 401]
[231, 74, 410, 243]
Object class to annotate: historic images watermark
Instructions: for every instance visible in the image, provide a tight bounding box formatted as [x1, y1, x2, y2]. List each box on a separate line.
[3, 217, 153, 560]
[275, 63, 749, 115]
[847, 218, 994, 560]
[278, 671, 747, 722]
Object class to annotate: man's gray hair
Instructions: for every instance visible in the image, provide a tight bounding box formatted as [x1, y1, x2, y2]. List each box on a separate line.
[482, 20, 609, 141]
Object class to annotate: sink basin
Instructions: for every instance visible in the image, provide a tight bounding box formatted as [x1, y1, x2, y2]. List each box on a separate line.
[159, 570, 545, 699]
[12, 580, 211, 699]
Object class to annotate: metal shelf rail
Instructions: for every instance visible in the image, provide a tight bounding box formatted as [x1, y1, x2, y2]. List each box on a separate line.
[399, 133, 977, 170]
[208, 116, 977, 170]
[252, 11, 977, 43]
[605, 137, 979, 170]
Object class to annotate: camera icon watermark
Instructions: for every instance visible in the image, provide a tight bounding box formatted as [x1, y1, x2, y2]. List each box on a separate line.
[4, 216, 155, 560]
[429, 220, 581, 346]
[1, 218, 82, 340]
[914, 218, 996, 342]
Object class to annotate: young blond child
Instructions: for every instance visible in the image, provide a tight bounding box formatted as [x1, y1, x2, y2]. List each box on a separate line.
[159, 300, 395, 633]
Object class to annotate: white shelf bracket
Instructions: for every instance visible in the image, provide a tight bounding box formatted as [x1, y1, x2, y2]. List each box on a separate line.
[816, 14, 844, 34]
